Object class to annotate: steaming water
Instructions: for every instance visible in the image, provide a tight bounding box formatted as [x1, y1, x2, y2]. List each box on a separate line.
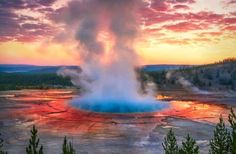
[71, 97, 168, 113]
[58, 0, 169, 113]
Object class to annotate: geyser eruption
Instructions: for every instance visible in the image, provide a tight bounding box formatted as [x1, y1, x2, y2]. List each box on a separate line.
[59, 0, 167, 113]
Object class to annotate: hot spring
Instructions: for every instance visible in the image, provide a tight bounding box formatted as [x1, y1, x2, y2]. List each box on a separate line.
[71, 97, 168, 114]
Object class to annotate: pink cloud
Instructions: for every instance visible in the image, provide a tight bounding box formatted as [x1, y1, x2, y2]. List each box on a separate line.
[162, 22, 207, 32]
[167, 0, 195, 4]
[221, 18, 236, 24]
[143, 12, 185, 26]
[141, 9, 224, 27]
[230, 11, 236, 16]
[150, 0, 170, 12]
[198, 32, 223, 37]
[224, 26, 236, 31]
[193, 38, 211, 42]
[160, 38, 191, 44]
[227, 0, 236, 4]
[173, 4, 190, 10]
[185, 12, 224, 23]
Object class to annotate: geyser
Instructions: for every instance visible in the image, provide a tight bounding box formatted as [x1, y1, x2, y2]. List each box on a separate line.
[58, 0, 168, 113]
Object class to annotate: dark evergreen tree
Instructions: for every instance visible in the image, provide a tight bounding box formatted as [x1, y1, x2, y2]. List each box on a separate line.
[162, 128, 179, 154]
[209, 116, 230, 154]
[26, 125, 43, 154]
[229, 108, 236, 154]
[0, 133, 7, 154]
[193, 73, 200, 86]
[179, 134, 199, 154]
[62, 137, 76, 154]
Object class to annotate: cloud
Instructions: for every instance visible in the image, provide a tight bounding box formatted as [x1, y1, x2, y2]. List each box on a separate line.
[0, 0, 55, 9]
[185, 12, 224, 23]
[221, 17, 236, 24]
[198, 32, 223, 37]
[160, 38, 191, 44]
[227, 0, 236, 4]
[162, 22, 207, 32]
[142, 12, 185, 26]
[151, 0, 170, 12]
[223, 26, 236, 31]
[230, 11, 236, 16]
[0, 0, 57, 42]
[167, 0, 196, 3]
[0, 9, 20, 41]
[173, 4, 190, 10]
[0, 9, 56, 42]
[0, 0, 235, 43]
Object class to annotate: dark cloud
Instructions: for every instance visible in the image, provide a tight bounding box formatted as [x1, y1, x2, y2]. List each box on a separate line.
[0, 0, 26, 9]
[0, 0, 57, 42]
[148, 0, 195, 12]
[0, 0, 56, 9]
[37, 0, 56, 6]
[151, 0, 170, 12]
[0, 9, 20, 40]
[227, 0, 236, 4]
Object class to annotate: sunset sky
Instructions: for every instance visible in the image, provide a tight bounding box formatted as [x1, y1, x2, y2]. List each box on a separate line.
[0, 0, 235, 65]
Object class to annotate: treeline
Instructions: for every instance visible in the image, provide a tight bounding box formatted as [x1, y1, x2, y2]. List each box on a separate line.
[0, 72, 73, 91]
[1, 58, 235, 92]
[1, 108, 235, 154]
[141, 58, 236, 91]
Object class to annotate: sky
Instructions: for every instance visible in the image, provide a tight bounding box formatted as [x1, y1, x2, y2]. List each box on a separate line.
[0, 0, 235, 65]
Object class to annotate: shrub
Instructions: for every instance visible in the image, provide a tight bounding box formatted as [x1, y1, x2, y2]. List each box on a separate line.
[62, 137, 76, 154]
[179, 134, 199, 154]
[209, 116, 230, 154]
[0, 133, 7, 154]
[26, 125, 43, 154]
[162, 128, 179, 154]
[229, 108, 236, 154]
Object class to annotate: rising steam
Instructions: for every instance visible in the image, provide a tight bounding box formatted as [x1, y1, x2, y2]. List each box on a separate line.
[166, 71, 210, 95]
[58, 0, 167, 113]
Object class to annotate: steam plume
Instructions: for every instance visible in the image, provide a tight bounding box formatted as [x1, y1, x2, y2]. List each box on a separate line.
[166, 71, 210, 95]
[58, 0, 167, 113]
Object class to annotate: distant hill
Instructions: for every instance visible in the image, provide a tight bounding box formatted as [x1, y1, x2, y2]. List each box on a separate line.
[0, 64, 80, 74]
[144, 58, 236, 92]
[1, 59, 235, 92]
[141, 64, 190, 72]
[0, 64, 187, 74]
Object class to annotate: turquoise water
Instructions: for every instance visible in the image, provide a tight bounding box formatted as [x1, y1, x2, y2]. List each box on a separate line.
[71, 97, 168, 113]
